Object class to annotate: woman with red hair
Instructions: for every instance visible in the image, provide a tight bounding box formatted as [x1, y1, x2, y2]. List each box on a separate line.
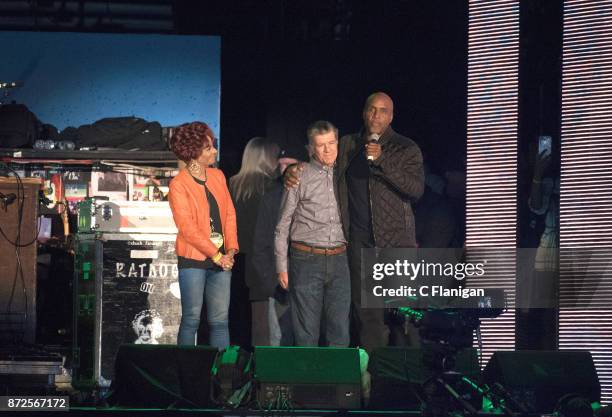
[168, 121, 238, 349]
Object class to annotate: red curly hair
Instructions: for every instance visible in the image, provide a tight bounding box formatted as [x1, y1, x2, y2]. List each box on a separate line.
[170, 121, 215, 162]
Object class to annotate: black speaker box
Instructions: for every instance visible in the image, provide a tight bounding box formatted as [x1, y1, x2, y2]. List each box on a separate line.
[368, 347, 480, 410]
[109, 344, 218, 408]
[482, 350, 600, 413]
[254, 346, 361, 409]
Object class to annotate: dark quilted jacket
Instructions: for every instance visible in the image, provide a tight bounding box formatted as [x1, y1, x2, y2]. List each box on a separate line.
[337, 127, 424, 248]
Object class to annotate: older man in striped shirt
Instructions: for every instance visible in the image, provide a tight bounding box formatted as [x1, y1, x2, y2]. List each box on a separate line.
[274, 120, 350, 347]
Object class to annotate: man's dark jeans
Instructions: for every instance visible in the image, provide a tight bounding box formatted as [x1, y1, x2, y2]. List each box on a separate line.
[288, 247, 351, 347]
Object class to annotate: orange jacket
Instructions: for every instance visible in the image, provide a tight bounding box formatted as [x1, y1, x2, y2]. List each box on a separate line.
[169, 168, 239, 261]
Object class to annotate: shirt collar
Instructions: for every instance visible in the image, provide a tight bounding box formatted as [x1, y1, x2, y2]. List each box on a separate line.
[311, 157, 335, 171]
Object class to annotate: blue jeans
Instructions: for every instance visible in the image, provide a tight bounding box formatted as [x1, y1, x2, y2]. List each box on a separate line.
[177, 268, 231, 349]
[289, 248, 351, 347]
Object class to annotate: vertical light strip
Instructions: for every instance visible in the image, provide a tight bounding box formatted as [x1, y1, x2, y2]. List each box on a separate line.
[561, 0, 612, 404]
[466, 0, 520, 364]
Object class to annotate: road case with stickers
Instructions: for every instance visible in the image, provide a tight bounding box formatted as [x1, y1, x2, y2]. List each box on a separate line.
[77, 199, 177, 234]
[72, 232, 180, 388]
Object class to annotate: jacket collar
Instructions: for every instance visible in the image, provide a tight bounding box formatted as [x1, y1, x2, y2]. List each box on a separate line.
[177, 167, 207, 187]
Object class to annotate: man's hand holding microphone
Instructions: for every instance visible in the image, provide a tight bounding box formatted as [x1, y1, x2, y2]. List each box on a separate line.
[366, 133, 382, 162]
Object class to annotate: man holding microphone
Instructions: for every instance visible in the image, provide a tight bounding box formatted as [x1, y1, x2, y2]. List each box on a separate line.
[285, 92, 424, 351]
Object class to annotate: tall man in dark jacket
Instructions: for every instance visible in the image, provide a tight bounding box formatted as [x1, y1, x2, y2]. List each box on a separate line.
[341, 92, 424, 350]
[286, 92, 424, 351]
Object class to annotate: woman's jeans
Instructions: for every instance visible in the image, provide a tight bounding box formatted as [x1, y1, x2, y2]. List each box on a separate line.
[177, 268, 231, 349]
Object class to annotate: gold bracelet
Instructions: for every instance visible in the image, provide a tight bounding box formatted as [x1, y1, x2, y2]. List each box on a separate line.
[211, 252, 223, 263]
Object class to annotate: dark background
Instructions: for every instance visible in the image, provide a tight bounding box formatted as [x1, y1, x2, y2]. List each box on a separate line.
[0, 0, 562, 178]
[0, 0, 470, 177]
[215, 0, 469, 177]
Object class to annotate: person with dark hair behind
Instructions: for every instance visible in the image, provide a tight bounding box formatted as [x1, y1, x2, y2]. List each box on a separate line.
[525, 144, 559, 350]
[415, 164, 458, 249]
[168, 121, 239, 349]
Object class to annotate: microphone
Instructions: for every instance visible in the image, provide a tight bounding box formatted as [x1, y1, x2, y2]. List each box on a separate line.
[366, 133, 380, 162]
